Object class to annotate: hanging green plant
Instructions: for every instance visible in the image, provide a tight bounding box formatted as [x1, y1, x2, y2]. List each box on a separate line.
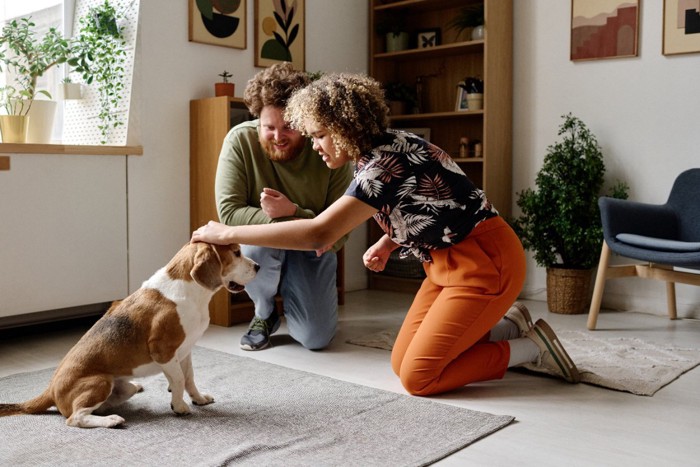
[69, 0, 128, 144]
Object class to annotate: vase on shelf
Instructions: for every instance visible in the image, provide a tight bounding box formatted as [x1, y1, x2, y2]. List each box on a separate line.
[471, 24, 485, 40]
[466, 93, 483, 110]
[385, 32, 409, 52]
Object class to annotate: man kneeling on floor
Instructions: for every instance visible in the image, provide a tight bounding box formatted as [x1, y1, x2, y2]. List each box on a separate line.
[214, 63, 353, 351]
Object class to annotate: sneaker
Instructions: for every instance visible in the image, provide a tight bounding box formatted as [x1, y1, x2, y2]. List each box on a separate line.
[503, 302, 534, 337]
[523, 319, 580, 383]
[240, 313, 281, 351]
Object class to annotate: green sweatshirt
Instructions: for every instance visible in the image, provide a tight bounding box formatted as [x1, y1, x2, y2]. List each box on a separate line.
[215, 120, 354, 252]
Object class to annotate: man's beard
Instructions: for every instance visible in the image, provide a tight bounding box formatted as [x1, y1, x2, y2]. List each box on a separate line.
[260, 137, 306, 162]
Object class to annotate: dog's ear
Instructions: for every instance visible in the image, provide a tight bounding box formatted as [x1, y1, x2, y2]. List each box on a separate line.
[190, 243, 222, 290]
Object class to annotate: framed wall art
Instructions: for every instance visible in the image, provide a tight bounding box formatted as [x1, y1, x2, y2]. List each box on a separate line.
[570, 0, 639, 61]
[663, 0, 700, 55]
[189, 0, 246, 49]
[255, 0, 305, 70]
[416, 29, 440, 49]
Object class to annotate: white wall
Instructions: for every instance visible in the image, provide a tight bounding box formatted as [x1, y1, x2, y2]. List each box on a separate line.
[129, 0, 368, 292]
[513, 1, 700, 318]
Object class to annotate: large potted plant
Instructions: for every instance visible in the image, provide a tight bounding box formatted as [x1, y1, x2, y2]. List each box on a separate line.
[512, 113, 628, 314]
[0, 17, 71, 143]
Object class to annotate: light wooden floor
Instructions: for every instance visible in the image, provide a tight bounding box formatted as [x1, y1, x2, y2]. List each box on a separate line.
[1, 289, 699, 466]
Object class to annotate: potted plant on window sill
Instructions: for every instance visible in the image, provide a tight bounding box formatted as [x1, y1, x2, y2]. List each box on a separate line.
[511, 114, 629, 314]
[0, 85, 32, 143]
[0, 17, 71, 143]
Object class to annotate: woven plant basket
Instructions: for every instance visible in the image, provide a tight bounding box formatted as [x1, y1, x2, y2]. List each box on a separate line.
[546, 267, 594, 314]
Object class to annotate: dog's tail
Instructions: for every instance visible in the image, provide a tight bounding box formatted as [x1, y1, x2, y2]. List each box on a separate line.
[0, 388, 54, 417]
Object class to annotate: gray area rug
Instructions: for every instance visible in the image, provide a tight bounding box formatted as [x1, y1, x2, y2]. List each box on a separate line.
[0, 347, 514, 466]
[347, 329, 700, 396]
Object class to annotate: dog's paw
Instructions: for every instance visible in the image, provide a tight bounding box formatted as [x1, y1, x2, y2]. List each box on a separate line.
[105, 415, 126, 427]
[192, 393, 214, 406]
[171, 401, 191, 415]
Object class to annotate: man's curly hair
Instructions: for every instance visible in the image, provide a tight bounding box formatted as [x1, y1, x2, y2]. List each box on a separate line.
[243, 62, 310, 117]
[284, 73, 389, 162]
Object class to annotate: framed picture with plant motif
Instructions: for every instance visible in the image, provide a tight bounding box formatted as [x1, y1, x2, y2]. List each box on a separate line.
[663, 0, 700, 55]
[570, 0, 639, 61]
[188, 0, 247, 49]
[255, 0, 305, 70]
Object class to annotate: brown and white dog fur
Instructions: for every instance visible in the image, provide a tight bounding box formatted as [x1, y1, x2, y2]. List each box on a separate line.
[0, 242, 258, 428]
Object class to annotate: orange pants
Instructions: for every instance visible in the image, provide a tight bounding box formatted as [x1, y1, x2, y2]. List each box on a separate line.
[391, 216, 526, 396]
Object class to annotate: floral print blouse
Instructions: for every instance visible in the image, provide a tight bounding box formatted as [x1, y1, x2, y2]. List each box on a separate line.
[345, 130, 498, 262]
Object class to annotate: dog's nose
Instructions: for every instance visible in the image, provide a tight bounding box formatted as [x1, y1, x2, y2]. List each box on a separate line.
[254, 263, 260, 272]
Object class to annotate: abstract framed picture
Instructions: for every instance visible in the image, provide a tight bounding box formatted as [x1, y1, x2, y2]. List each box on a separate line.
[570, 0, 639, 61]
[663, 0, 700, 55]
[255, 0, 306, 70]
[188, 0, 246, 49]
[416, 29, 440, 49]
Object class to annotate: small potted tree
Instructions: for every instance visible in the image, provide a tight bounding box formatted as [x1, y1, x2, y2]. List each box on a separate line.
[0, 17, 71, 143]
[215, 71, 235, 97]
[511, 113, 628, 314]
[376, 17, 409, 52]
[447, 3, 485, 41]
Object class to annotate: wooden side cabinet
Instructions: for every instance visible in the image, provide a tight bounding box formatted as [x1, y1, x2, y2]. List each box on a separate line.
[190, 96, 345, 326]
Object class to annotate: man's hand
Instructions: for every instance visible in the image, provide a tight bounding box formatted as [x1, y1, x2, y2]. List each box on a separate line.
[260, 188, 297, 219]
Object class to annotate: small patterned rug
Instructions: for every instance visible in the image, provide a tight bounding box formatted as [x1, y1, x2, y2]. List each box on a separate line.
[347, 329, 700, 396]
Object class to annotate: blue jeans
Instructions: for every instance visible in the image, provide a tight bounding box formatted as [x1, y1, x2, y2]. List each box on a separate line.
[240, 245, 338, 350]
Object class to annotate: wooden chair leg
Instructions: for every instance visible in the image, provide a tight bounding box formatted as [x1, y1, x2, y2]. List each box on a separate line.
[588, 242, 611, 330]
[666, 281, 677, 320]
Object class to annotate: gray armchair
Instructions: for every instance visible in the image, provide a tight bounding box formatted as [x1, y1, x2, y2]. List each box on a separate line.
[587, 168, 700, 330]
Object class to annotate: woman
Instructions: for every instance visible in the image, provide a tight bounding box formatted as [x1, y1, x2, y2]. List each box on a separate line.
[192, 73, 580, 395]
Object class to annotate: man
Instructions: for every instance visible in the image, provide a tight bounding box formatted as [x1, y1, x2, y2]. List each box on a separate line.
[215, 63, 353, 351]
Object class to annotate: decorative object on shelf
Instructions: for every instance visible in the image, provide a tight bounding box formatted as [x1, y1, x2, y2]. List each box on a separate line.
[384, 82, 418, 115]
[459, 136, 469, 158]
[375, 15, 409, 52]
[215, 71, 235, 97]
[460, 77, 484, 111]
[447, 3, 484, 41]
[474, 141, 483, 157]
[511, 113, 629, 314]
[663, 0, 700, 55]
[255, 0, 305, 70]
[571, 0, 639, 61]
[61, 77, 84, 100]
[416, 28, 440, 49]
[188, 0, 246, 49]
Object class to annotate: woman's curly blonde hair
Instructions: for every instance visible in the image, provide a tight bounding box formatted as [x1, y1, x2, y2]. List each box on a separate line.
[284, 73, 389, 161]
[243, 62, 310, 117]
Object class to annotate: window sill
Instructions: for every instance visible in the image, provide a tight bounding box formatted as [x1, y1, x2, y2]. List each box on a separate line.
[0, 143, 143, 156]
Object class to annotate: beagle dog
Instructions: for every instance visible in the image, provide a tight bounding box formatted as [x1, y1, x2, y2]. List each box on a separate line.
[0, 242, 258, 428]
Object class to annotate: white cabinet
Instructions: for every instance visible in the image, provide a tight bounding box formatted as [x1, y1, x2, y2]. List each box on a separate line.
[0, 149, 135, 323]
